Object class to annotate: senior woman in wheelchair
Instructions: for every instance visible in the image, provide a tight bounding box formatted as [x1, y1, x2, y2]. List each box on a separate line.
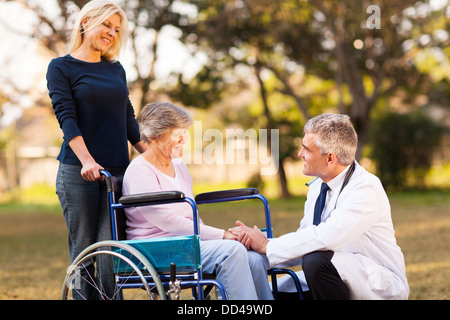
[121, 102, 273, 300]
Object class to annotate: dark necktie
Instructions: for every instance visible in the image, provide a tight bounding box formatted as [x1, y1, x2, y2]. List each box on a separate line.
[313, 183, 330, 225]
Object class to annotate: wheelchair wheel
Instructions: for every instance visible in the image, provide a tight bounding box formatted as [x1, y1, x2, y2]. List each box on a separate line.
[61, 241, 166, 300]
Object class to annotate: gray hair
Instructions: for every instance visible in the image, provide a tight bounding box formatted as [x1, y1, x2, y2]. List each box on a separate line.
[304, 113, 358, 165]
[138, 102, 193, 143]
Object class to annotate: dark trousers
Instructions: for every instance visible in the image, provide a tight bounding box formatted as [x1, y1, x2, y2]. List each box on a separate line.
[276, 251, 349, 300]
[302, 250, 350, 300]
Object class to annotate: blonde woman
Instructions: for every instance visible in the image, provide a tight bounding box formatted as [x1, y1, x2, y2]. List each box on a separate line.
[46, 0, 145, 299]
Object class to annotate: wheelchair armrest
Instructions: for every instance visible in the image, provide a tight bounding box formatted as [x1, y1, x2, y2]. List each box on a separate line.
[195, 188, 259, 203]
[119, 191, 185, 205]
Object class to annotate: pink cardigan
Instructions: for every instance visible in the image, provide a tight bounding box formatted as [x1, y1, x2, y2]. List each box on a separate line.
[122, 155, 225, 240]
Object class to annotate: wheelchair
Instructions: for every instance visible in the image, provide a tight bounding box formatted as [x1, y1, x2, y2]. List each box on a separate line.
[60, 170, 304, 300]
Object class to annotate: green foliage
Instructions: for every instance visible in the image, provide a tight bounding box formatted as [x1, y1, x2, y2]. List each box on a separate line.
[369, 110, 444, 190]
[169, 66, 228, 109]
[246, 172, 265, 193]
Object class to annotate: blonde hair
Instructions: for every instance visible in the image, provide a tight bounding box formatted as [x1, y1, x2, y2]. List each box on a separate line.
[304, 113, 358, 165]
[138, 102, 193, 143]
[69, 0, 129, 61]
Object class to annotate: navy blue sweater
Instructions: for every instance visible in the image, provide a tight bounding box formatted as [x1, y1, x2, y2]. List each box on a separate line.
[46, 55, 140, 168]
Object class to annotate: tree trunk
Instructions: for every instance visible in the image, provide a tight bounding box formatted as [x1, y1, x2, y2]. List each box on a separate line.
[254, 61, 292, 198]
[277, 159, 291, 199]
[333, 13, 372, 160]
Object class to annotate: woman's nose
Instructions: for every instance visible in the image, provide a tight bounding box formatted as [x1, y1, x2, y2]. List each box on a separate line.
[179, 133, 187, 144]
[108, 28, 117, 39]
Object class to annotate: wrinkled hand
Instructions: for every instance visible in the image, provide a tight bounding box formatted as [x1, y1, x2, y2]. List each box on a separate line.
[229, 225, 252, 249]
[229, 220, 268, 254]
[223, 230, 238, 241]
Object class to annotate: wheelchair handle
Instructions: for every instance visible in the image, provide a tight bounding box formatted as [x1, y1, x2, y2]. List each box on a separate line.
[99, 169, 111, 177]
[100, 170, 186, 205]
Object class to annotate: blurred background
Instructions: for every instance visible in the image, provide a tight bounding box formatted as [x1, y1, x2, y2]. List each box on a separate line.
[0, 0, 449, 300]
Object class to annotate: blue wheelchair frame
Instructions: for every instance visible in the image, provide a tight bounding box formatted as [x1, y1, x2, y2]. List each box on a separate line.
[195, 188, 304, 300]
[102, 170, 225, 300]
[102, 170, 304, 300]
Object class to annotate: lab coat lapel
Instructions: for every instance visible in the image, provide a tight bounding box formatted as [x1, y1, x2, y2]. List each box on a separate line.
[322, 162, 363, 222]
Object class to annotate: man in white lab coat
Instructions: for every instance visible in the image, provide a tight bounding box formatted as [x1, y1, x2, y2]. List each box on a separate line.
[232, 113, 409, 300]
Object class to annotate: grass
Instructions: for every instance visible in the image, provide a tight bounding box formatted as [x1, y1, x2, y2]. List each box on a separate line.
[0, 206, 67, 299]
[0, 188, 449, 300]
[387, 190, 450, 299]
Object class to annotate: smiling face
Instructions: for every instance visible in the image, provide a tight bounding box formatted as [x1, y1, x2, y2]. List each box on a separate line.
[81, 13, 121, 56]
[298, 133, 329, 178]
[168, 128, 189, 159]
[153, 128, 188, 160]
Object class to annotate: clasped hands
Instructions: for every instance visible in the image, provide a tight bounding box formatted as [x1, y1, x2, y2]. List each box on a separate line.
[227, 220, 268, 254]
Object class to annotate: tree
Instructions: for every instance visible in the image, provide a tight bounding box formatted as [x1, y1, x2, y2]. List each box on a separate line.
[370, 110, 444, 189]
[2, 0, 193, 110]
[121, 0, 193, 109]
[308, 0, 449, 158]
[0, 0, 193, 192]
[168, 0, 449, 196]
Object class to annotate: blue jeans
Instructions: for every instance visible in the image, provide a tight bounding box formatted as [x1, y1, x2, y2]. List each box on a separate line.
[201, 240, 273, 300]
[56, 163, 125, 299]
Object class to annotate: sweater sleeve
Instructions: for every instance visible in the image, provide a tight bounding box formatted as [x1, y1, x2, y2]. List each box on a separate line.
[125, 97, 141, 145]
[46, 59, 82, 142]
[118, 64, 140, 146]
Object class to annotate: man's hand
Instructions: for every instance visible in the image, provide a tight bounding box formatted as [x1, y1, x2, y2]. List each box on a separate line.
[229, 220, 268, 254]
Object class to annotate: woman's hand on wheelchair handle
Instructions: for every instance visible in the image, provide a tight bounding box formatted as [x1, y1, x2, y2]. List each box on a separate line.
[80, 158, 104, 182]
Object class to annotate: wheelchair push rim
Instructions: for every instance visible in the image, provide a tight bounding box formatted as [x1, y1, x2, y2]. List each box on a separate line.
[61, 241, 166, 300]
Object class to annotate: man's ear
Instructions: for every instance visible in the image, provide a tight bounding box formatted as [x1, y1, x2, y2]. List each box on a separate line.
[326, 152, 338, 166]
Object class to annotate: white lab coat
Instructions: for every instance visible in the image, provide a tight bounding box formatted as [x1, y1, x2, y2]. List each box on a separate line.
[267, 162, 409, 299]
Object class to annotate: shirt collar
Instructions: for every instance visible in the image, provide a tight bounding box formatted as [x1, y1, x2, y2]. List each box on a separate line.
[326, 165, 351, 193]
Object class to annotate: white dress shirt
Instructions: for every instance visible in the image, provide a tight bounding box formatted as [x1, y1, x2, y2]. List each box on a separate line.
[267, 162, 409, 299]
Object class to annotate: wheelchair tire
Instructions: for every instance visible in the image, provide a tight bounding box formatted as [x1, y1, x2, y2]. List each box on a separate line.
[61, 241, 166, 300]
